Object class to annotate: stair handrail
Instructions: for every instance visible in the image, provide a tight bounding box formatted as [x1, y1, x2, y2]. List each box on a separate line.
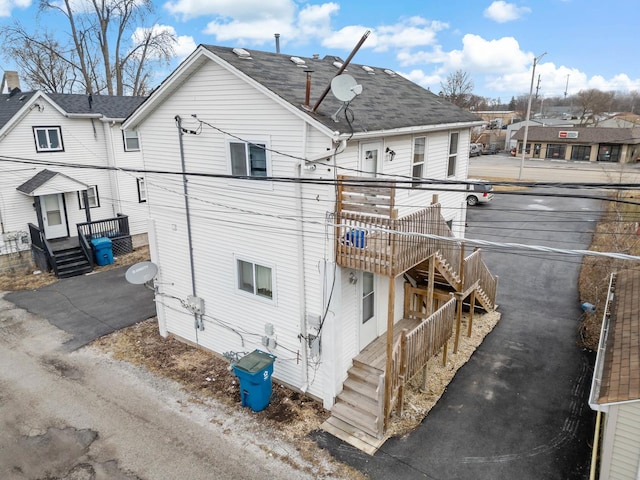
[77, 225, 95, 268]
[463, 248, 497, 308]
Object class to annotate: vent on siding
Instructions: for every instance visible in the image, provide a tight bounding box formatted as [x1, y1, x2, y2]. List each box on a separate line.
[233, 48, 252, 59]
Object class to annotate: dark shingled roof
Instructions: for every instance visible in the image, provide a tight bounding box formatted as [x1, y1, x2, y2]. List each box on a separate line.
[16, 169, 58, 194]
[0, 91, 146, 131]
[513, 126, 640, 144]
[202, 45, 481, 134]
[597, 269, 640, 404]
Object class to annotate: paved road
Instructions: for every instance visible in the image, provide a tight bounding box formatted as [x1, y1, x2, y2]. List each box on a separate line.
[0, 268, 339, 480]
[469, 153, 640, 183]
[314, 181, 605, 478]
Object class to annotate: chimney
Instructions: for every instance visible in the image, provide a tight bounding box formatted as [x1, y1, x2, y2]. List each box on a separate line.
[1, 71, 21, 94]
[274, 33, 280, 54]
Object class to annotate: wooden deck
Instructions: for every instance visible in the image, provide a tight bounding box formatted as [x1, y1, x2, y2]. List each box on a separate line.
[354, 317, 421, 370]
[48, 236, 81, 252]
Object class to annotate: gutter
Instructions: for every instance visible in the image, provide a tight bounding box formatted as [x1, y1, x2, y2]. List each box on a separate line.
[588, 272, 616, 412]
[338, 120, 485, 140]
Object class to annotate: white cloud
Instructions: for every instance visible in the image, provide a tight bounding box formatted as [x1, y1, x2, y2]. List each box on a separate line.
[297, 3, 340, 40]
[163, 0, 294, 21]
[483, 1, 531, 23]
[0, 0, 32, 17]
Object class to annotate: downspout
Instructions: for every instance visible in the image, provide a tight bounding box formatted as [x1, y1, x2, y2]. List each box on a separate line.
[296, 160, 309, 392]
[589, 410, 602, 480]
[175, 115, 202, 334]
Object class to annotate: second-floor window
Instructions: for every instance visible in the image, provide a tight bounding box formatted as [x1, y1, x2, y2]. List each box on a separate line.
[447, 132, 459, 177]
[229, 141, 268, 177]
[412, 137, 425, 187]
[123, 130, 140, 151]
[34, 126, 64, 152]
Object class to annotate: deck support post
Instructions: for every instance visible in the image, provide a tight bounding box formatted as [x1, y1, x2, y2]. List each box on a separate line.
[383, 274, 395, 430]
[468, 290, 476, 337]
[454, 292, 463, 353]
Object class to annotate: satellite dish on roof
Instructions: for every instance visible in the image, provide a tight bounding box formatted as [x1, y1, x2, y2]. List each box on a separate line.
[125, 261, 158, 285]
[330, 74, 362, 102]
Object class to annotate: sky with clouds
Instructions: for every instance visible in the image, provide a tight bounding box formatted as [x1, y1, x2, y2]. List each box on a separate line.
[1, 0, 639, 101]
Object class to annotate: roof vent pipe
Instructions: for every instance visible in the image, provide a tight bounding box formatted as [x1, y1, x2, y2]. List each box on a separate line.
[275, 33, 280, 54]
[304, 70, 313, 108]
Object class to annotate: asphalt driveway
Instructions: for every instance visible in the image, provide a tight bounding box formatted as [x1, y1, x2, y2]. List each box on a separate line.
[6, 265, 156, 351]
[313, 188, 600, 479]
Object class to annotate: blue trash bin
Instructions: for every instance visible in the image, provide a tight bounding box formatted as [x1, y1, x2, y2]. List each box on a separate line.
[90, 237, 114, 266]
[232, 350, 276, 412]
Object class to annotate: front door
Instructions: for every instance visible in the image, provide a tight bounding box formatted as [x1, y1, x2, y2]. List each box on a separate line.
[361, 142, 381, 177]
[359, 272, 377, 350]
[41, 193, 68, 239]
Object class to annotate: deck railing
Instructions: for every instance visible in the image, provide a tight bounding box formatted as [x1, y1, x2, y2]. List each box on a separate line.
[28, 223, 50, 273]
[386, 296, 457, 420]
[77, 215, 132, 257]
[463, 249, 498, 306]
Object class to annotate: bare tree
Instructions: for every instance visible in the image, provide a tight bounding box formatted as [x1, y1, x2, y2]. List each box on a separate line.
[440, 70, 474, 108]
[575, 89, 615, 126]
[1, 0, 176, 95]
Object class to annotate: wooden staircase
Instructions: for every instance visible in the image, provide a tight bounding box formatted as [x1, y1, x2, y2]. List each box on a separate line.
[52, 246, 93, 278]
[330, 360, 384, 438]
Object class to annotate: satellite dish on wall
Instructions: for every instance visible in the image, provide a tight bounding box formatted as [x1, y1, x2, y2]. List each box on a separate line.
[125, 261, 158, 285]
[330, 74, 363, 102]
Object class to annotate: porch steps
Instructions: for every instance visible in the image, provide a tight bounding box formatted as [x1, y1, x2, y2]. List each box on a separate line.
[53, 247, 93, 278]
[433, 252, 462, 288]
[320, 416, 387, 456]
[328, 361, 383, 439]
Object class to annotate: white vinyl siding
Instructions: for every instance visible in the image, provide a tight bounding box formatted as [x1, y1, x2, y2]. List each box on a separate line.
[601, 403, 640, 480]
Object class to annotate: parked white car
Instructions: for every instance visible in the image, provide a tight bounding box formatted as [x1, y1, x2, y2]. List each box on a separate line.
[466, 179, 494, 206]
[469, 143, 483, 157]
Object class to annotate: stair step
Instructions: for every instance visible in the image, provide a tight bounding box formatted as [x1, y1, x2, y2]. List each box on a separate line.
[337, 388, 379, 415]
[331, 401, 380, 438]
[351, 360, 384, 377]
[343, 376, 379, 399]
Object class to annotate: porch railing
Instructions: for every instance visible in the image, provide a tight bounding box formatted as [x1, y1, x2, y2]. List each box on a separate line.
[77, 215, 132, 257]
[387, 296, 457, 421]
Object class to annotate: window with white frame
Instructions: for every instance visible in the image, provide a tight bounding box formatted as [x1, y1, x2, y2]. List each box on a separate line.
[447, 132, 459, 177]
[237, 259, 273, 300]
[412, 137, 425, 187]
[78, 186, 100, 209]
[137, 177, 147, 202]
[33, 126, 64, 152]
[229, 141, 268, 177]
[123, 130, 140, 151]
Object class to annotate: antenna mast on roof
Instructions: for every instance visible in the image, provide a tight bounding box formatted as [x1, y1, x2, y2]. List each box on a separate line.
[311, 30, 370, 113]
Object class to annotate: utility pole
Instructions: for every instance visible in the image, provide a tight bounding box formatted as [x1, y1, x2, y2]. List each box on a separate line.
[519, 52, 547, 180]
[564, 74, 570, 99]
[535, 75, 541, 100]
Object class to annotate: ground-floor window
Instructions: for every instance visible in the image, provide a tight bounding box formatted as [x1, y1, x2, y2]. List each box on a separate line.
[546, 144, 566, 159]
[518, 142, 531, 154]
[237, 259, 273, 300]
[570, 145, 591, 161]
[597, 144, 621, 162]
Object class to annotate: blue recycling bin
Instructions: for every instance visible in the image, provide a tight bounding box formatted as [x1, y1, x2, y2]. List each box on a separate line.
[90, 237, 114, 266]
[232, 350, 276, 412]
[345, 229, 366, 248]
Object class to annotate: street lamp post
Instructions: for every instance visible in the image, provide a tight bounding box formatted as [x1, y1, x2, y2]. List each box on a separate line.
[519, 52, 547, 180]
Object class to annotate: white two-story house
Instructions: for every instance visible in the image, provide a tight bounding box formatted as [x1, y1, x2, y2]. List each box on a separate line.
[0, 72, 149, 276]
[123, 44, 498, 440]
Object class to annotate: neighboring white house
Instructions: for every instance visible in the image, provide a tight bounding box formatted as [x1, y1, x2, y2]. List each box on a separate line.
[0, 72, 149, 274]
[589, 269, 640, 479]
[123, 44, 497, 440]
